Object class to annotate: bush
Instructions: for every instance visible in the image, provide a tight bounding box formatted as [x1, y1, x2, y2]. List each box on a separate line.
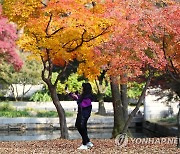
[0, 103, 14, 111]
[0, 110, 30, 117]
[36, 110, 74, 117]
[159, 116, 177, 124]
[30, 90, 52, 102]
[0, 103, 74, 117]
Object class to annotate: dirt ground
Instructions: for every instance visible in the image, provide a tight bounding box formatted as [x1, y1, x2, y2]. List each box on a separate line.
[0, 138, 180, 154]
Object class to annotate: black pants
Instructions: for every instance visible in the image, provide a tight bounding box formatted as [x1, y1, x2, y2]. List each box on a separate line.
[75, 105, 92, 145]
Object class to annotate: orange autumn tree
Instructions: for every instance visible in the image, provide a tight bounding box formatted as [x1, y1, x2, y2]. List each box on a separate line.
[91, 0, 179, 137]
[2, 0, 111, 139]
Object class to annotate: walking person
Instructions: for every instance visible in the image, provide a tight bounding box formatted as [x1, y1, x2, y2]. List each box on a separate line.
[66, 82, 94, 150]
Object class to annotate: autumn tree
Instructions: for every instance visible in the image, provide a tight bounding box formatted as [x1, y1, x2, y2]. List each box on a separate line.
[159, 3, 180, 148]
[0, 5, 22, 73]
[2, 0, 111, 138]
[92, 0, 180, 137]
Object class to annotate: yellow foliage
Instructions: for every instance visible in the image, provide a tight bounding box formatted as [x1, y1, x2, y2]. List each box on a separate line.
[3, 0, 112, 80]
[3, 0, 42, 27]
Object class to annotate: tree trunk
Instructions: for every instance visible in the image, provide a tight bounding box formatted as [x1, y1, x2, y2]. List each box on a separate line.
[122, 70, 153, 134]
[97, 93, 106, 115]
[177, 106, 180, 148]
[49, 85, 69, 139]
[110, 76, 125, 138]
[121, 84, 128, 121]
[10, 84, 18, 101]
[95, 80, 106, 115]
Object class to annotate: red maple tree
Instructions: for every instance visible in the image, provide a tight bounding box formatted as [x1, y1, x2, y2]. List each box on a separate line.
[0, 5, 23, 71]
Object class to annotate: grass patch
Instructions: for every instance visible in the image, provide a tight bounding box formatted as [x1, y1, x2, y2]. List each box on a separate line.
[158, 116, 177, 124]
[0, 103, 14, 111]
[36, 110, 74, 117]
[0, 110, 30, 117]
[0, 103, 74, 118]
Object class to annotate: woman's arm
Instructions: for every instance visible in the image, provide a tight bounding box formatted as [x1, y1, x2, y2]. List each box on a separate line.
[69, 92, 79, 100]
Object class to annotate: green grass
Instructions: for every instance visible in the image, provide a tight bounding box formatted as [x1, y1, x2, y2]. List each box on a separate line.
[36, 110, 74, 117]
[0, 103, 74, 118]
[158, 116, 177, 124]
[0, 110, 30, 118]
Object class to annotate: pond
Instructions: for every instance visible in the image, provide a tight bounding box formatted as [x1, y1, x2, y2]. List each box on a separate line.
[0, 127, 149, 141]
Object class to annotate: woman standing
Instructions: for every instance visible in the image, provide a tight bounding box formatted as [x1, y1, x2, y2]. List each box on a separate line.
[67, 83, 94, 150]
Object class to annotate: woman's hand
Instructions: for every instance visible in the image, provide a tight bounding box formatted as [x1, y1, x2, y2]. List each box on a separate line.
[65, 89, 70, 94]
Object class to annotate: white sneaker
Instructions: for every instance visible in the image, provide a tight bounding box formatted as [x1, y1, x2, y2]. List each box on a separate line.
[86, 142, 94, 148]
[77, 145, 88, 150]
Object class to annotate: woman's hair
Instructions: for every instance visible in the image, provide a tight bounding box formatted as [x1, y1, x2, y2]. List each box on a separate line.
[82, 82, 92, 96]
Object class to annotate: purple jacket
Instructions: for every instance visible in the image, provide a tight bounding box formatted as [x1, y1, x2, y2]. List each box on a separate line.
[69, 93, 92, 108]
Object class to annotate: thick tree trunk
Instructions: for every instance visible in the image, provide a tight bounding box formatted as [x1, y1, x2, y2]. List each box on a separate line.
[49, 86, 69, 139]
[110, 77, 125, 138]
[97, 93, 106, 115]
[177, 106, 180, 148]
[40, 49, 69, 139]
[122, 71, 153, 134]
[121, 84, 128, 121]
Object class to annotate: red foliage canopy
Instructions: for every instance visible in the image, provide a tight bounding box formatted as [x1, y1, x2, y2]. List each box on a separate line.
[0, 5, 23, 70]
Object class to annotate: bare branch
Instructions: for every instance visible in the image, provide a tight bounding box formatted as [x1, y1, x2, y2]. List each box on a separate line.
[46, 49, 53, 80]
[84, 27, 109, 42]
[66, 29, 87, 52]
[41, 56, 48, 83]
[169, 57, 179, 76]
[66, 27, 110, 52]
[45, 13, 53, 36]
[162, 30, 180, 83]
[41, 2, 47, 7]
[46, 27, 64, 38]
[32, 33, 39, 43]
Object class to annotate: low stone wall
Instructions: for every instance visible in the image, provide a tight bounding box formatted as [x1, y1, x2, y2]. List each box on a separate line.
[143, 121, 178, 137]
[0, 117, 114, 131]
[0, 116, 143, 131]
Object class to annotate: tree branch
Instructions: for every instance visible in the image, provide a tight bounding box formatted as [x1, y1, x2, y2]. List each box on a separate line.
[46, 49, 53, 80]
[41, 1, 47, 7]
[45, 12, 53, 36]
[122, 68, 154, 134]
[66, 27, 109, 52]
[162, 30, 180, 83]
[84, 27, 109, 42]
[66, 29, 87, 52]
[45, 12, 64, 38]
[46, 27, 64, 38]
[95, 79, 101, 94]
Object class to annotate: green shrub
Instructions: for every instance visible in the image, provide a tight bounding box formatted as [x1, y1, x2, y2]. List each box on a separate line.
[0, 104, 14, 111]
[36, 110, 58, 117]
[128, 82, 145, 99]
[65, 111, 74, 117]
[0, 101, 74, 117]
[0, 104, 74, 117]
[36, 110, 74, 117]
[0, 110, 30, 117]
[30, 90, 52, 102]
[159, 116, 177, 124]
